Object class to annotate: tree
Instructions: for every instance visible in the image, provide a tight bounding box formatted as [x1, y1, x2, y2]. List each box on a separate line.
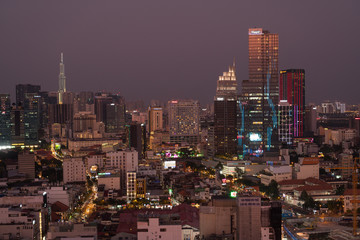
[215, 162, 223, 170]
[335, 185, 345, 195]
[300, 190, 309, 201]
[267, 180, 280, 200]
[235, 167, 244, 178]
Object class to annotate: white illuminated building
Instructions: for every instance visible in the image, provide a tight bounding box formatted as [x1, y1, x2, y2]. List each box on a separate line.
[63, 157, 86, 183]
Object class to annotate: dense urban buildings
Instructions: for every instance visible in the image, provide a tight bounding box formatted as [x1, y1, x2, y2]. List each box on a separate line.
[0, 21, 359, 240]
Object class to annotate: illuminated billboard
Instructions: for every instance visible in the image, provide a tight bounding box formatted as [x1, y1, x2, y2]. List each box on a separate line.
[164, 160, 176, 169]
[249, 133, 262, 141]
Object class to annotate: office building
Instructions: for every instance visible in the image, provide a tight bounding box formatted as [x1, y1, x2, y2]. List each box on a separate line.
[105, 95, 126, 133]
[0, 94, 11, 146]
[10, 105, 25, 146]
[278, 100, 293, 145]
[18, 152, 35, 179]
[279, 69, 305, 137]
[148, 106, 163, 133]
[58, 53, 66, 104]
[23, 93, 41, 146]
[74, 91, 94, 113]
[237, 196, 262, 240]
[168, 100, 200, 144]
[16, 84, 40, 106]
[128, 122, 146, 160]
[240, 28, 279, 156]
[214, 61, 238, 156]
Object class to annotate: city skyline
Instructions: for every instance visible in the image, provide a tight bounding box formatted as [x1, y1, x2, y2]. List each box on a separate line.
[1, 1, 359, 105]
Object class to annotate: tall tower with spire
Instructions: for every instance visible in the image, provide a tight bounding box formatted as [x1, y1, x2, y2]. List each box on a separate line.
[213, 59, 238, 157]
[58, 53, 66, 104]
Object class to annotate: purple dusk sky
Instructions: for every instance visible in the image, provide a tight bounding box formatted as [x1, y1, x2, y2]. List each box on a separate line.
[0, 1, 359, 105]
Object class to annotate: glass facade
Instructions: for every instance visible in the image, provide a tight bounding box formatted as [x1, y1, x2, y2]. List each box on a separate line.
[240, 28, 279, 156]
[279, 69, 305, 138]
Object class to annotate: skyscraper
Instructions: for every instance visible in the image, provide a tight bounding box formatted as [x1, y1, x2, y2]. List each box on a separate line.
[214, 61, 238, 156]
[0, 94, 11, 146]
[278, 100, 293, 145]
[279, 69, 305, 138]
[240, 28, 279, 156]
[148, 106, 163, 133]
[23, 93, 41, 146]
[58, 53, 66, 104]
[168, 100, 200, 144]
[16, 84, 40, 107]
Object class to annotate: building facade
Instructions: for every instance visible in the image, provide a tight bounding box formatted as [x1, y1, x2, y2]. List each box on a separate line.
[214, 61, 238, 156]
[240, 28, 279, 157]
[279, 69, 305, 138]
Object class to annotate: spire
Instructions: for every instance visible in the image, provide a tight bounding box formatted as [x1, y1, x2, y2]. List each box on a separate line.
[233, 56, 236, 68]
[61, 52, 64, 63]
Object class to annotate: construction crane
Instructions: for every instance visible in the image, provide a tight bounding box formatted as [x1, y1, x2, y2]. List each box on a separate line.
[326, 158, 359, 236]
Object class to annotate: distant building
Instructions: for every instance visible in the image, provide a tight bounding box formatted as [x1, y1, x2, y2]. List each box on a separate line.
[127, 171, 137, 201]
[168, 100, 200, 144]
[16, 84, 40, 106]
[98, 171, 121, 190]
[58, 53, 66, 104]
[278, 100, 293, 145]
[106, 149, 138, 191]
[0, 94, 11, 146]
[279, 69, 305, 138]
[128, 122, 146, 160]
[214, 61, 238, 156]
[18, 152, 35, 179]
[240, 28, 279, 156]
[260, 165, 292, 186]
[137, 216, 182, 240]
[63, 157, 86, 183]
[339, 153, 353, 179]
[47, 223, 97, 240]
[293, 157, 320, 179]
[148, 106, 163, 133]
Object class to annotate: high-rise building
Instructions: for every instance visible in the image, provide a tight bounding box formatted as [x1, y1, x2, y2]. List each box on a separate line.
[74, 91, 94, 113]
[10, 105, 25, 147]
[0, 94, 11, 146]
[16, 84, 40, 107]
[23, 93, 41, 146]
[278, 100, 293, 145]
[240, 28, 279, 156]
[128, 122, 146, 160]
[237, 196, 261, 240]
[148, 107, 163, 133]
[279, 69, 305, 138]
[214, 61, 238, 156]
[168, 100, 200, 144]
[105, 95, 126, 134]
[58, 53, 66, 104]
[18, 152, 35, 180]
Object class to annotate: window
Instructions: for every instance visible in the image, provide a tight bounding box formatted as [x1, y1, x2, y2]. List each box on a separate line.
[160, 228, 166, 232]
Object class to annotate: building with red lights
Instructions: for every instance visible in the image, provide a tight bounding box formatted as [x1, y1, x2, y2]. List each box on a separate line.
[279, 69, 305, 138]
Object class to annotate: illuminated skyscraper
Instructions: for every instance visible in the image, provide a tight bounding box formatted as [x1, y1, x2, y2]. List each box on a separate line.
[168, 100, 200, 144]
[240, 28, 279, 156]
[0, 94, 11, 146]
[214, 61, 238, 156]
[58, 53, 66, 104]
[279, 69, 305, 137]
